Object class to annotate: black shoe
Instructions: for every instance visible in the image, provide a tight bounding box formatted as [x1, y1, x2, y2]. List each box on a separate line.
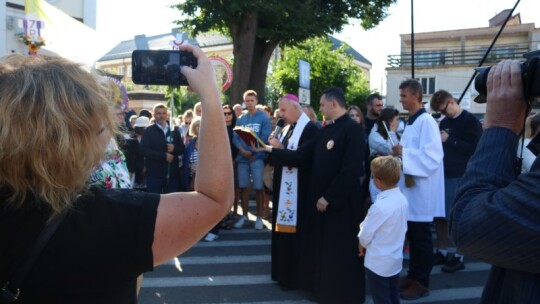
[433, 251, 446, 265]
[442, 256, 465, 273]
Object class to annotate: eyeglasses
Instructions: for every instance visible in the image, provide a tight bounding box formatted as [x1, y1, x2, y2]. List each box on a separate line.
[440, 101, 450, 115]
[224, 112, 233, 116]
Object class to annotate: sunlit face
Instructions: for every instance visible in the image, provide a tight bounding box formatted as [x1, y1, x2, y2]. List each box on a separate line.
[438, 98, 457, 118]
[319, 95, 333, 121]
[278, 100, 298, 124]
[349, 109, 362, 124]
[234, 105, 243, 117]
[369, 99, 384, 117]
[129, 116, 137, 127]
[389, 116, 399, 131]
[223, 108, 233, 124]
[194, 104, 202, 117]
[399, 88, 419, 111]
[153, 107, 168, 127]
[244, 95, 258, 112]
[192, 122, 201, 137]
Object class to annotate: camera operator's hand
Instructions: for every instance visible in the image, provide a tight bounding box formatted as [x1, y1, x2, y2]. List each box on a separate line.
[178, 45, 219, 103]
[485, 59, 527, 134]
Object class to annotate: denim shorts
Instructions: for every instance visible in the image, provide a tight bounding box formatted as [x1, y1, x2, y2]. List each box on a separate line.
[237, 159, 264, 190]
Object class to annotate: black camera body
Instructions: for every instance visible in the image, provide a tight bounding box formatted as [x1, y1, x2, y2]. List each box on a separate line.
[132, 50, 198, 86]
[474, 50, 540, 103]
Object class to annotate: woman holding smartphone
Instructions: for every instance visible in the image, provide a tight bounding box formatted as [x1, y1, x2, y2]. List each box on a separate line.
[0, 45, 232, 303]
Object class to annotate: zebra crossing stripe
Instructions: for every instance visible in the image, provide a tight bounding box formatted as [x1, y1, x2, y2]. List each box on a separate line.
[142, 275, 272, 287]
[194, 239, 270, 248]
[163, 255, 271, 265]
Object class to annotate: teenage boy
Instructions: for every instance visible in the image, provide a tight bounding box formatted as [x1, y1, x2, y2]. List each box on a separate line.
[358, 156, 408, 304]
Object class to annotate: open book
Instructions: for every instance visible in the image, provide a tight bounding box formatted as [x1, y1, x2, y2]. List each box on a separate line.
[234, 126, 266, 148]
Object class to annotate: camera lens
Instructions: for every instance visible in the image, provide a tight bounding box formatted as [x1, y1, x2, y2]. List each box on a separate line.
[474, 66, 491, 104]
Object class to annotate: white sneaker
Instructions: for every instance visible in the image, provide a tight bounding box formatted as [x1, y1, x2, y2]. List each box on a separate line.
[255, 217, 263, 230]
[233, 216, 247, 228]
[204, 233, 219, 242]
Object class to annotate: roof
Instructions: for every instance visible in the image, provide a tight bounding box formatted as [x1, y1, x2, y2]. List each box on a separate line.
[98, 29, 199, 62]
[329, 36, 371, 65]
[98, 29, 370, 67]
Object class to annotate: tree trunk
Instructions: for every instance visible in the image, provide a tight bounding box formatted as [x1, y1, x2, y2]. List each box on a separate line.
[229, 12, 258, 106]
[249, 38, 279, 105]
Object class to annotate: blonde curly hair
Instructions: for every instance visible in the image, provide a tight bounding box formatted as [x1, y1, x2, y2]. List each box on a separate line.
[0, 54, 115, 216]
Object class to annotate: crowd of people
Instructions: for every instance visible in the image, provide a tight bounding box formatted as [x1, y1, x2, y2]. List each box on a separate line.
[0, 48, 537, 304]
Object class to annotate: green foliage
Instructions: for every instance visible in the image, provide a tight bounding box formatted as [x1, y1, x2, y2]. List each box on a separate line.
[165, 86, 199, 116]
[173, 0, 395, 106]
[268, 37, 371, 113]
[165, 86, 231, 116]
[174, 0, 396, 42]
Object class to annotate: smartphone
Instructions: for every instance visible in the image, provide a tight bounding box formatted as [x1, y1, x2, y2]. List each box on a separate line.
[131, 50, 197, 86]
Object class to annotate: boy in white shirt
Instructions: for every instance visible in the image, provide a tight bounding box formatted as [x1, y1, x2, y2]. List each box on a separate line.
[358, 156, 408, 304]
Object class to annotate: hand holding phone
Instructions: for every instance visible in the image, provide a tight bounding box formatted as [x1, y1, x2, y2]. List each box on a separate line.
[132, 50, 198, 86]
[176, 45, 219, 102]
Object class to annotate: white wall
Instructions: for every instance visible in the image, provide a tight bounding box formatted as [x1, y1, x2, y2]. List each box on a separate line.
[2, 0, 93, 57]
[385, 67, 487, 114]
[0, 0, 6, 56]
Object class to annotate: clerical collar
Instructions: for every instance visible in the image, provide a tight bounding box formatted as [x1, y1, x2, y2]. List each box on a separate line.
[407, 108, 426, 125]
[324, 113, 349, 127]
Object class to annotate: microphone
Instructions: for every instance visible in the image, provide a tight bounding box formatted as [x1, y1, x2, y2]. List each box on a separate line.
[273, 118, 285, 140]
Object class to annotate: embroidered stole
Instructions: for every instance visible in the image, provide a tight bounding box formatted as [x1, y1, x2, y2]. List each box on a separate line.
[276, 113, 310, 233]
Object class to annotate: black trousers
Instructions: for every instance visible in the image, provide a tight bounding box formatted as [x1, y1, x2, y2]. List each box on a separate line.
[406, 221, 433, 287]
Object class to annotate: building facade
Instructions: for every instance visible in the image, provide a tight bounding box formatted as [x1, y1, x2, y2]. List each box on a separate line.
[386, 10, 540, 115]
[96, 30, 372, 87]
[96, 29, 373, 111]
[0, 0, 96, 57]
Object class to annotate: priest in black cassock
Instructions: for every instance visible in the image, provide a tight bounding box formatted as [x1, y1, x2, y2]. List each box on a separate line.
[263, 87, 366, 303]
[267, 94, 319, 290]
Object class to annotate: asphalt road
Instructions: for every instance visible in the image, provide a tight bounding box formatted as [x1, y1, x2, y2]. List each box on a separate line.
[139, 211, 490, 304]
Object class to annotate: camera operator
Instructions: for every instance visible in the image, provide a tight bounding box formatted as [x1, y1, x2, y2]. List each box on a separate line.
[450, 59, 539, 303]
[0, 44, 232, 303]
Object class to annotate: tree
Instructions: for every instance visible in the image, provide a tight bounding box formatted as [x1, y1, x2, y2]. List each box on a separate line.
[173, 0, 395, 105]
[268, 36, 371, 113]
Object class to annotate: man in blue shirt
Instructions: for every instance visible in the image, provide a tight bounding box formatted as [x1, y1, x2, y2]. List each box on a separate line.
[450, 59, 540, 303]
[233, 90, 271, 230]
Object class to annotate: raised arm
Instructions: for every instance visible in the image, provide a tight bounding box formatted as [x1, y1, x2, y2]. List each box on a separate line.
[152, 45, 233, 265]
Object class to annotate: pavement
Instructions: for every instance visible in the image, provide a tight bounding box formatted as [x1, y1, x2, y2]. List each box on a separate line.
[138, 202, 490, 304]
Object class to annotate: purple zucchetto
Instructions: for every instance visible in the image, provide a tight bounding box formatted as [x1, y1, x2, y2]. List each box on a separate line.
[282, 93, 299, 103]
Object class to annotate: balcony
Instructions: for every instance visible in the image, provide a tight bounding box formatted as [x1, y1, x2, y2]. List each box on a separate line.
[387, 44, 530, 68]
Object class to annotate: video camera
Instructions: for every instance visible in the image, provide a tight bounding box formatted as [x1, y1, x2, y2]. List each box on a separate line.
[474, 49, 540, 103]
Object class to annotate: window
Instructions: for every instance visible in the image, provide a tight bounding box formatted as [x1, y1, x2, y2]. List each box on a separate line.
[415, 50, 446, 66]
[481, 46, 517, 63]
[417, 77, 436, 95]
